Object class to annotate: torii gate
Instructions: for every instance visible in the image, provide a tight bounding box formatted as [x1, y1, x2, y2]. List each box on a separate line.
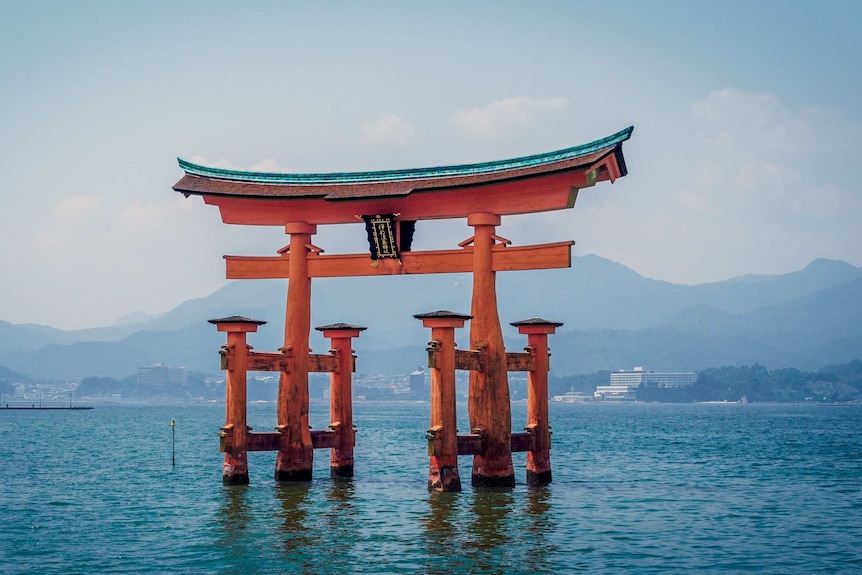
[174, 126, 633, 490]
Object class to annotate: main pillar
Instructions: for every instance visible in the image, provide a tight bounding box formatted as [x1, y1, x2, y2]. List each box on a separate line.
[209, 315, 267, 485]
[275, 222, 316, 481]
[415, 310, 471, 492]
[467, 213, 515, 487]
[316, 323, 366, 478]
[511, 317, 563, 485]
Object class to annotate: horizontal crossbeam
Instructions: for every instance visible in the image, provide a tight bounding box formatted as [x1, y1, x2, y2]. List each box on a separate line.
[427, 348, 536, 373]
[220, 430, 339, 452]
[225, 241, 574, 279]
[505, 351, 534, 372]
[227, 351, 345, 373]
[246, 352, 289, 372]
[454, 349, 484, 372]
[455, 431, 537, 455]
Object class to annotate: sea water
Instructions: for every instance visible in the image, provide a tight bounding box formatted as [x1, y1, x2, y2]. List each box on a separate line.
[1, 401, 860, 574]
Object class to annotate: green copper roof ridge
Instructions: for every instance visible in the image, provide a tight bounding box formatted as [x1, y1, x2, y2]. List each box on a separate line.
[178, 125, 633, 185]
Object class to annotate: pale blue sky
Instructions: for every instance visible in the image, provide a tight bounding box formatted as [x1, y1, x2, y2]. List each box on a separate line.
[1, 1, 860, 329]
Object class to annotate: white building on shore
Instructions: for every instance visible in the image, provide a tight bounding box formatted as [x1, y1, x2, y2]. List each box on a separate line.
[594, 367, 697, 400]
[137, 363, 187, 387]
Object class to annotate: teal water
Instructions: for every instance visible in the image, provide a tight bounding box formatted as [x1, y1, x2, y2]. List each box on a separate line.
[1, 402, 860, 574]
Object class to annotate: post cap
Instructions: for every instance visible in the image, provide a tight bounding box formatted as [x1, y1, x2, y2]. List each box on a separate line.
[315, 322, 368, 332]
[510, 317, 563, 335]
[208, 315, 267, 332]
[208, 315, 267, 325]
[413, 310, 473, 321]
[510, 317, 563, 327]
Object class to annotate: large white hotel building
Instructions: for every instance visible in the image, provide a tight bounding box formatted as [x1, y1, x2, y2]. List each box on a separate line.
[594, 367, 697, 400]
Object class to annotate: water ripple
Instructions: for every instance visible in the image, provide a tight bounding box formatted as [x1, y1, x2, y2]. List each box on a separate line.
[1, 402, 860, 573]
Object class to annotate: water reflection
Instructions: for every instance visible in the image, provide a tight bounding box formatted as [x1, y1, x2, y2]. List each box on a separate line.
[273, 481, 315, 558]
[422, 485, 560, 574]
[218, 485, 252, 528]
[424, 491, 467, 574]
[465, 487, 516, 570]
[270, 479, 361, 574]
[323, 478, 357, 564]
[522, 486, 558, 574]
[216, 486, 256, 569]
[423, 487, 519, 574]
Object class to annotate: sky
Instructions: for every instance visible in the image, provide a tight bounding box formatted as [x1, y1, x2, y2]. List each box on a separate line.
[1, 0, 861, 330]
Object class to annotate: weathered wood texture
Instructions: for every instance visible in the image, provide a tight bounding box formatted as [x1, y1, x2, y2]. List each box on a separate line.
[505, 351, 534, 372]
[454, 432, 534, 455]
[237, 350, 342, 374]
[525, 333, 552, 485]
[221, 334, 249, 485]
[425, 323, 463, 492]
[275, 227, 315, 481]
[221, 430, 338, 452]
[218, 329, 253, 485]
[467, 215, 515, 487]
[326, 332, 358, 478]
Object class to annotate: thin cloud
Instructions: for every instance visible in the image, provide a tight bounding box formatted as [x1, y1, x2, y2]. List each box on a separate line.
[692, 87, 817, 158]
[514, 88, 860, 285]
[359, 113, 415, 146]
[249, 159, 285, 172]
[188, 155, 237, 169]
[51, 195, 102, 225]
[675, 88, 860, 278]
[452, 96, 568, 139]
[117, 204, 172, 233]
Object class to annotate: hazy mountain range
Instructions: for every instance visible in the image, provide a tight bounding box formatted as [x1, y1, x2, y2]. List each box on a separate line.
[1, 255, 860, 380]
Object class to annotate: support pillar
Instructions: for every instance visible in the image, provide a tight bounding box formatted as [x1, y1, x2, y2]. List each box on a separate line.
[511, 318, 563, 485]
[316, 323, 367, 478]
[466, 213, 515, 487]
[276, 222, 317, 481]
[415, 310, 472, 492]
[209, 315, 267, 485]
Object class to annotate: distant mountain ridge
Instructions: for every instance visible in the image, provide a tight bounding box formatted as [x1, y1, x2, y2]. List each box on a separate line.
[1, 255, 860, 379]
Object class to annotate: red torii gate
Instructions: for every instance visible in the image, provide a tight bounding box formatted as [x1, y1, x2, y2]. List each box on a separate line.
[174, 126, 633, 490]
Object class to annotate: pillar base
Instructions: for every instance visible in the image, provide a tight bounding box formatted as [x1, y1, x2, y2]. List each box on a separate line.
[428, 467, 462, 492]
[471, 473, 516, 488]
[223, 472, 249, 486]
[330, 464, 354, 478]
[275, 444, 313, 482]
[526, 468, 552, 486]
[274, 468, 313, 482]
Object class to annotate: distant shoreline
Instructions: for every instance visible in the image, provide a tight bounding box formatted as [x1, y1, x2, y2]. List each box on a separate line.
[0, 405, 93, 410]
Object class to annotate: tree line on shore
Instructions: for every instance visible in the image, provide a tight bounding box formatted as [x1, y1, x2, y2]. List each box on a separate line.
[4, 359, 862, 403]
[552, 360, 862, 403]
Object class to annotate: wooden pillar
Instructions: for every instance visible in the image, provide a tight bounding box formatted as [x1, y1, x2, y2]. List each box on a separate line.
[467, 213, 515, 487]
[316, 323, 367, 478]
[209, 316, 266, 485]
[415, 311, 471, 492]
[275, 222, 316, 481]
[511, 318, 563, 485]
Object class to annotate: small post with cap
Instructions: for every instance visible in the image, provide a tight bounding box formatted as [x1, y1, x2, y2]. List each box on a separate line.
[511, 317, 563, 486]
[316, 322, 367, 478]
[414, 310, 472, 492]
[209, 315, 267, 485]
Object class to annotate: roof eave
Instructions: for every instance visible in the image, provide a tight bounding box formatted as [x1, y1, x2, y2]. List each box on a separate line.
[175, 125, 633, 187]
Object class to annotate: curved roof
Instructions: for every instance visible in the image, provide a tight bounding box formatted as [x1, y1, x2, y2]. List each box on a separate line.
[172, 126, 633, 225]
[177, 126, 632, 186]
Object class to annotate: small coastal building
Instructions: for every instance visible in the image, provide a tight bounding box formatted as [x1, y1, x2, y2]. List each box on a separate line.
[409, 368, 428, 400]
[551, 390, 592, 403]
